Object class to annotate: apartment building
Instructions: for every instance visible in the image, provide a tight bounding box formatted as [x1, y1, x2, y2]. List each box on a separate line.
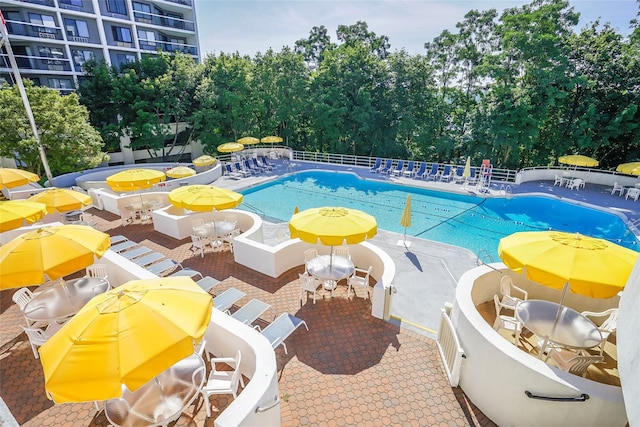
[0, 0, 200, 93]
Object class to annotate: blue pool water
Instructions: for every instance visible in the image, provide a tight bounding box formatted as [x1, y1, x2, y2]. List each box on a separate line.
[239, 171, 640, 259]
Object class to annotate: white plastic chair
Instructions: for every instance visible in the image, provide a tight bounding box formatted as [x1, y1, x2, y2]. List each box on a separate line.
[299, 272, 322, 304]
[304, 248, 318, 262]
[275, 229, 289, 242]
[12, 287, 35, 311]
[195, 338, 210, 362]
[553, 174, 562, 186]
[200, 350, 244, 417]
[85, 264, 109, 285]
[334, 247, 351, 260]
[581, 308, 618, 356]
[567, 178, 584, 190]
[626, 187, 640, 201]
[549, 348, 603, 377]
[493, 295, 522, 345]
[347, 266, 372, 299]
[22, 325, 60, 359]
[611, 182, 624, 196]
[498, 276, 528, 312]
[190, 234, 210, 258]
[191, 218, 205, 232]
[80, 212, 98, 229]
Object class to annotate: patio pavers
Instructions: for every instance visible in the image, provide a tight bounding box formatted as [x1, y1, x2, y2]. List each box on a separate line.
[0, 211, 496, 426]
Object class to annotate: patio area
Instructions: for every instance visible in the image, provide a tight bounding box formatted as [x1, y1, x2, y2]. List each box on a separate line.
[0, 211, 495, 427]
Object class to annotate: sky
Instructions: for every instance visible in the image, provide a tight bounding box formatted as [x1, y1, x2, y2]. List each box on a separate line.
[193, 0, 638, 58]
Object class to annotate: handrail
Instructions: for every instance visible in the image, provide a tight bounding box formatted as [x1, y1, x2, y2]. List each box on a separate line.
[524, 390, 589, 402]
[254, 397, 280, 413]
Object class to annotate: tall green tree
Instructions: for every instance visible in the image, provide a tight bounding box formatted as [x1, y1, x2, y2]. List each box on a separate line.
[0, 83, 107, 177]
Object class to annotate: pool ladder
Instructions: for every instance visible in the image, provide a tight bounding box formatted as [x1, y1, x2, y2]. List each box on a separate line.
[498, 184, 513, 199]
[475, 250, 495, 266]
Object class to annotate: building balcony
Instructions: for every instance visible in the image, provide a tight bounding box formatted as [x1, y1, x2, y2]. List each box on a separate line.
[139, 41, 197, 55]
[5, 21, 64, 41]
[133, 12, 195, 32]
[0, 54, 72, 72]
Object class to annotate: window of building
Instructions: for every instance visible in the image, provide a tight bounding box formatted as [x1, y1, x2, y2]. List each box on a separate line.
[106, 0, 127, 15]
[137, 30, 156, 45]
[60, 0, 83, 7]
[115, 53, 137, 68]
[71, 49, 94, 67]
[48, 78, 73, 90]
[132, 2, 152, 20]
[38, 46, 65, 58]
[28, 13, 57, 33]
[112, 26, 132, 43]
[64, 19, 90, 38]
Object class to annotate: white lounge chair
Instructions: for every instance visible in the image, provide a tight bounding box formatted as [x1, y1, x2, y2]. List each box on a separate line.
[146, 259, 183, 276]
[197, 276, 220, 292]
[213, 288, 246, 312]
[259, 312, 308, 355]
[230, 298, 271, 326]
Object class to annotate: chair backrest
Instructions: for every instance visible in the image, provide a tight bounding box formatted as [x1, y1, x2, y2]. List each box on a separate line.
[384, 159, 392, 169]
[416, 162, 426, 175]
[372, 158, 381, 169]
[600, 309, 618, 333]
[229, 350, 242, 390]
[334, 247, 350, 259]
[12, 288, 34, 310]
[304, 248, 318, 262]
[192, 218, 205, 230]
[499, 276, 514, 298]
[275, 229, 289, 242]
[396, 160, 404, 170]
[564, 354, 604, 376]
[225, 164, 233, 173]
[225, 215, 237, 224]
[442, 165, 451, 175]
[469, 167, 477, 177]
[493, 294, 502, 317]
[23, 327, 48, 346]
[191, 234, 207, 248]
[299, 273, 319, 292]
[406, 161, 414, 171]
[429, 163, 438, 174]
[86, 264, 108, 280]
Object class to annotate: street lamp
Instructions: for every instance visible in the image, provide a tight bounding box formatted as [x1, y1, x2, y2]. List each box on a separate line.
[0, 11, 55, 186]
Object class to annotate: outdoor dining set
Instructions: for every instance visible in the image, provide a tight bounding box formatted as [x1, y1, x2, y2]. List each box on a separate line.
[191, 216, 241, 255]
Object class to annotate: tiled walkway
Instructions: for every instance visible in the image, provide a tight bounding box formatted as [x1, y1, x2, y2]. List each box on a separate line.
[0, 211, 496, 427]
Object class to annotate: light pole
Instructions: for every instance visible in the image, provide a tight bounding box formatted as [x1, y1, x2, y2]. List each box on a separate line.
[0, 11, 55, 186]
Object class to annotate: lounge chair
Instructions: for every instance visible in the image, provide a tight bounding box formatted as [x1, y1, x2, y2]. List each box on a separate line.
[426, 163, 439, 180]
[243, 159, 261, 174]
[259, 312, 308, 354]
[197, 276, 220, 292]
[213, 288, 246, 312]
[625, 187, 639, 201]
[224, 163, 242, 179]
[379, 159, 393, 175]
[233, 162, 251, 177]
[120, 246, 152, 260]
[452, 166, 465, 184]
[111, 240, 138, 253]
[413, 162, 427, 179]
[110, 235, 129, 245]
[390, 160, 405, 177]
[169, 268, 204, 280]
[229, 298, 271, 326]
[146, 258, 183, 276]
[252, 157, 268, 172]
[259, 156, 274, 170]
[132, 252, 166, 268]
[440, 165, 453, 182]
[402, 161, 415, 177]
[369, 158, 382, 173]
[466, 167, 477, 185]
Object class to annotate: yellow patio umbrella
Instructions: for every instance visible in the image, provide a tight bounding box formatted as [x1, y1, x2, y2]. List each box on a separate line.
[217, 142, 244, 153]
[0, 225, 111, 289]
[616, 162, 640, 176]
[0, 168, 39, 189]
[462, 156, 471, 179]
[166, 166, 196, 178]
[39, 277, 212, 402]
[289, 207, 377, 246]
[260, 135, 283, 144]
[192, 155, 217, 167]
[498, 231, 638, 300]
[106, 169, 166, 192]
[168, 185, 243, 212]
[0, 201, 48, 232]
[237, 136, 260, 146]
[558, 155, 599, 168]
[28, 188, 92, 213]
[400, 195, 411, 245]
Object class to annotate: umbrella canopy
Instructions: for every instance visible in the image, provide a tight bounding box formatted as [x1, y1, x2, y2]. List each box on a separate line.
[558, 155, 599, 168]
[260, 135, 283, 144]
[28, 188, 92, 213]
[39, 277, 212, 402]
[498, 231, 638, 299]
[168, 185, 243, 212]
[289, 207, 377, 246]
[462, 156, 471, 179]
[166, 166, 196, 178]
[106, 169, 166, 192]
[0, 168, 39, 189]
[192, 155, 217, 167]
[0, 225, 111, 289]
[217, 142, 244, 153]
[400, 195, 412, 229]
[616, 162, 640, 176]
[0, 201, 48, 232]
[237, 136, 259, 145]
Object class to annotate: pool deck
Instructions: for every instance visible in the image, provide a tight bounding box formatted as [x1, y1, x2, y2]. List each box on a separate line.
[1, 159, 636, 426]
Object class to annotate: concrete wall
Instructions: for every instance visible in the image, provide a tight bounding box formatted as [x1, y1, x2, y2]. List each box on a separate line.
[452, 264, 626, 427]
[516, 169, 639, 187]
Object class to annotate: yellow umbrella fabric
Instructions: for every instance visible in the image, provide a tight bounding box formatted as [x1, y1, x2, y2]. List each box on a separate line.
[39, 277, 213, 402]
[217, 142, 244, 153]
[0, 168, 39, 189]
[462, 156, 471, 179]
[166, 166, 196, 178]
[0, 225, 111, 289]
[106, 169, 166, 192]
[616, 162, 640, 176]
[0, 201, 48, 232]
[168, 185, 243, 212]
[400, 195, 411, 229]
[192, 155, 217, 167]
[28, 188, 92, 213]
[558, 155, 599, 167]
[498, 231, 638, 299]
[237, 136, 260, 145]
[289, 207, 377, 246]
[261, 136, 283, 144]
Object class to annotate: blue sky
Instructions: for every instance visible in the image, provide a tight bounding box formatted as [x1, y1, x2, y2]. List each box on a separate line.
[193, 0, 638, 58]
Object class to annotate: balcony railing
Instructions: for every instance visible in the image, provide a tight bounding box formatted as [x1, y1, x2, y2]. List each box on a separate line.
[134, 12, 195, 31]
[160, 0, 192, 7]
[138, 40, 197, 55]
[5, 20, 64, 41]
[18, 0, 56, 6]
[0, 53, 72, 72]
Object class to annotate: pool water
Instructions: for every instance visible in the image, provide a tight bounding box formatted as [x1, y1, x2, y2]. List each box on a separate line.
[240, 171, 639, 259]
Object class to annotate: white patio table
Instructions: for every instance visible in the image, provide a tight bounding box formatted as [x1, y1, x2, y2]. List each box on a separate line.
[306, 254, 354, 291]
[23, 277, 110, 323]
[104, 353, 205, 427]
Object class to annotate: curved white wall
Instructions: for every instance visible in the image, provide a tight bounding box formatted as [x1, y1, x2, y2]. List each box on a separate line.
[451, 265, 626, 427]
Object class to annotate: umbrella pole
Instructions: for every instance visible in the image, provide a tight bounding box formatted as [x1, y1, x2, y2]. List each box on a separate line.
[552, 283, 570, 332]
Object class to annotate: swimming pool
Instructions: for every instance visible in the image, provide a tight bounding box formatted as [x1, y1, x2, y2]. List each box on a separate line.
[239, 171, 639, 259]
